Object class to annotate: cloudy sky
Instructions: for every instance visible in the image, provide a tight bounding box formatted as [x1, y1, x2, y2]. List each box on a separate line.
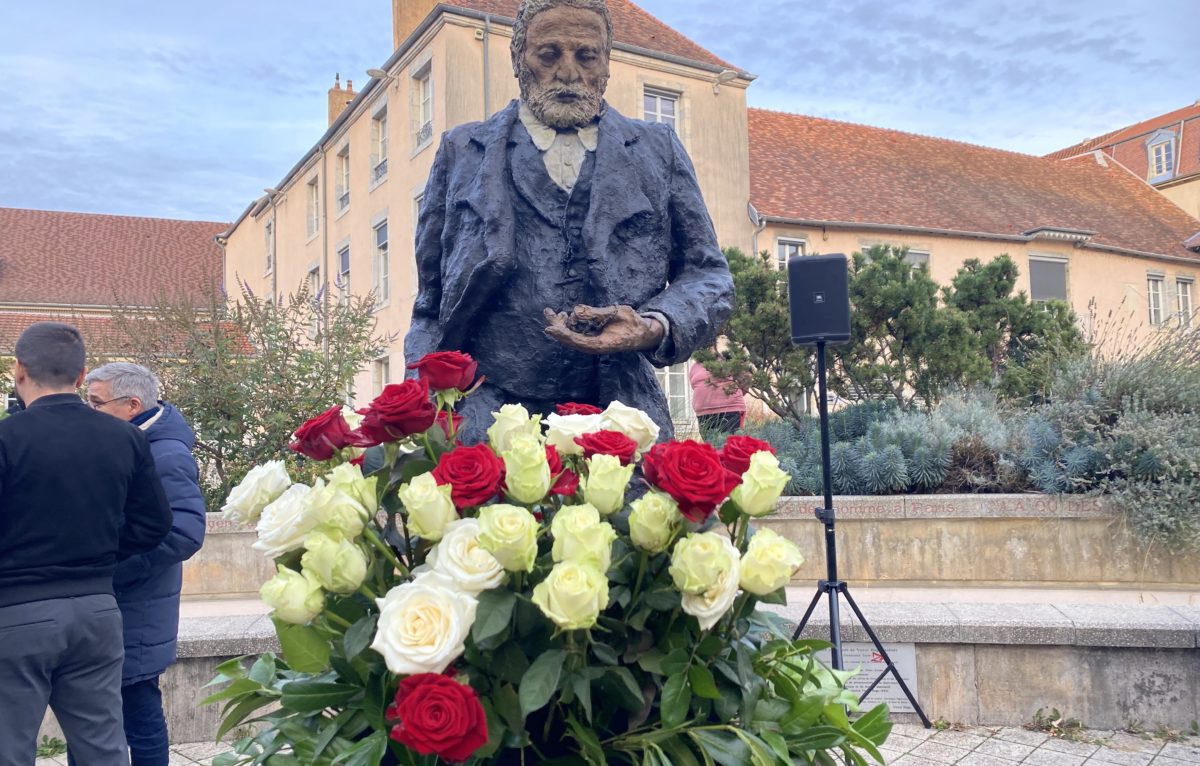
[2, 0, 1196, 223]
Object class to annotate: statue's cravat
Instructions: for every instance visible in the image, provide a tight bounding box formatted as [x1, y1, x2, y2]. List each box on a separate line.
[518, 103, 599, 192]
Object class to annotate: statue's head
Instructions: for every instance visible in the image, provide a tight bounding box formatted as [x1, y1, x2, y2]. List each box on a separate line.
[511, 0, 612, 129]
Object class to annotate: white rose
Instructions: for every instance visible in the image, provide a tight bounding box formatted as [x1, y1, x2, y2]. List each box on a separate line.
[581, 454, 635, 516]
[600, 401, 660, 454]
[424, 518, 505, 595]
[681, 564, 741, 631]
[486, 404, 542, 454]
[300, 531, 368, 594]
[730, 451, 790, 517]
[223, 461, 291, 525]
[371, 577, 478, 675]
[259, 565, 325, 625]
[340, 405, 364, 431]
[543, 413, 603, 456]
[326, 462, 378, 514]
[398, 472, 457, 541]
[252, 483, 317, 558]
[306, 481, 370, 539]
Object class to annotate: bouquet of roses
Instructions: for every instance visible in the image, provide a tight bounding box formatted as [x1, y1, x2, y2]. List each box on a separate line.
[206, 350, 891, 765]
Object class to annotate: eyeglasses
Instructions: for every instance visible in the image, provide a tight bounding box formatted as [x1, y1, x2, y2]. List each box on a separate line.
[89, 396, 131, 409]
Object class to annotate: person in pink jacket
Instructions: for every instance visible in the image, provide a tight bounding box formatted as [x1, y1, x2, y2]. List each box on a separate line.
[689, 359, 746, 437]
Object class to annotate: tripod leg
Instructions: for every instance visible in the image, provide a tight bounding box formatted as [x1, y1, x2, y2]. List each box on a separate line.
[791, 582, 828, 641]
[839, 586, 932, 728]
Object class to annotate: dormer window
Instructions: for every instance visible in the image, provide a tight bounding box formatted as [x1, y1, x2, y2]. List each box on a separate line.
[1146, 129, 1176, 183]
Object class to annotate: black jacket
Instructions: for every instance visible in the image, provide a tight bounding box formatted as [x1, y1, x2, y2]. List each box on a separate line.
[0, 393, 172, 608]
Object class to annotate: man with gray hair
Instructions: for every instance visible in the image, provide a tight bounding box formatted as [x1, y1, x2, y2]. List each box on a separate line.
[77, 362, 205, 766]
[405, 0, 734, 443]
[0, 323, 171, 766]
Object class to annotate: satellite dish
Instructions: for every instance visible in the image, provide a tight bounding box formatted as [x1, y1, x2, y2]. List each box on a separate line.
[747, 201, 761, 227]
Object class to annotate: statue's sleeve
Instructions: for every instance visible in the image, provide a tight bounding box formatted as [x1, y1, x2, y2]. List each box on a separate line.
[403, 137, 453, 372]
[639, 130, 735, 367]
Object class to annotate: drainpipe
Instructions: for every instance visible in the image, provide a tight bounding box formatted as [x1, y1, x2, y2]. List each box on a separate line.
[482, 15, 492, 118]
[1177, 119, 1185, 176]
[319, 144, 330, 360]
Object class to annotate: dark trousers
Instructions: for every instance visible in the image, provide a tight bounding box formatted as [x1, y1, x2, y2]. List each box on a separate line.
[68, 677, 169, 766]
[0, 594, 127, 766]
[698, 411, 742, 438]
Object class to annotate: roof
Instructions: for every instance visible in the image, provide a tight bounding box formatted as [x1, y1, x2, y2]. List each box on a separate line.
[0, 311, 251, 356]
[1045, 101, 1200, 160]
[747, 108, 1200, 263]
[444, 0, 736, 71]
[0, 208, 225, 308]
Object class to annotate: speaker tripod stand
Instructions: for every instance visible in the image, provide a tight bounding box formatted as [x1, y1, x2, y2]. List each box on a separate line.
[790, 340, 931, 728]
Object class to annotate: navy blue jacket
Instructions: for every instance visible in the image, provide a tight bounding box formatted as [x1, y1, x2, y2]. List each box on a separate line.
[113, 402, 206, 683]
[404, 100, 734, 440]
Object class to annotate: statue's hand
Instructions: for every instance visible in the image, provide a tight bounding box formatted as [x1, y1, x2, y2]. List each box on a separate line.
[543, 305, 665, 354]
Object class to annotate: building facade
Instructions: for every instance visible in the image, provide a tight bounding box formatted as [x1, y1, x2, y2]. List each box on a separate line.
[748, 109, 1200, 348]
[221, 0, 752, 429]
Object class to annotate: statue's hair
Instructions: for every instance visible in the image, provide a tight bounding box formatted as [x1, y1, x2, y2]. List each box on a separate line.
[510, 0, 613, 74]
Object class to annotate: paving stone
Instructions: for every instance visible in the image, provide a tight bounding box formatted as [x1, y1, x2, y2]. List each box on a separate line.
[929, 728, 992, 750]
[892, 722, 937, 741]
[889, 756, 937, 766]
[973, 737, 1036, 760]
[909, 740, 973, 764]
[1088, 749, 1156, 765]
[1023, 748, 1087, 766]
[168, 753, 200, 765]
[884, 733, 927, 752]
[1040, 737, 1102, 757]
[1158, 742, 1200, 763]
[1104, 732, 1166, 754]
[1149, 757, 1199, 766]
[955, 753, 1019, 766]
[878, 746, 907, 763]
[993, 726, 1051, 747]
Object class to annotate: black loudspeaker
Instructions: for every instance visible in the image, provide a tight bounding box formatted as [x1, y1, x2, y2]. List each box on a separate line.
[788, 253, 851, 346]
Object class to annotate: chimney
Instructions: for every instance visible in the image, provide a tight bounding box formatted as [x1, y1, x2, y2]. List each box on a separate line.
[393, 0, 441, 51]
[327, 74, 356, 127]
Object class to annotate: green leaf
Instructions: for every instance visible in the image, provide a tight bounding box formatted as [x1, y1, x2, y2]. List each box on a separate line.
[643, 587, 682, 611]
[519, 649, 565, 716]
[759, 730, 790, 763]
[590, 641, 620, 666]
[342, 614, 378, 660]
[660, 673, 692, 728]
[215, 694, 277, 740]
[660, 736, 703, 766]
[570, 673, 593, 723]
[312, 709, 356, 760]
[280, 680, 361, 713]
[247, 655, 277, 686]
[755, 587, 788, 606]
[688, 664, 722, 700]
[471, 588, 517, 648]
[565, 713, 608, 766]
[637, 648, 666, 675]
[200, 678, 264, 706]
[493, 683, 525, 733]
[331, 730, 387, 766]
[493, 641, 530, 685]
[273, 617, 331, 673]
[718, 500, 740, 525]
[662, 649, 691, 677]
[603, 666, 646, 711]
[690, 729, 751, 766]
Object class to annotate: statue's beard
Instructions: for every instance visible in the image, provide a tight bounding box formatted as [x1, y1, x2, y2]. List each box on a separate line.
[519, 66, 607, 129]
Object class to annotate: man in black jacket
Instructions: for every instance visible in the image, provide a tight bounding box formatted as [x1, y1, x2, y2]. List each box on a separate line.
[0, 322, 172, 766]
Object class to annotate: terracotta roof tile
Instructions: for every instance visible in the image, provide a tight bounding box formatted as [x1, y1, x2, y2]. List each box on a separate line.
[445, 0, 735, 70]
[0, 311, 250, 356]
[0, 208, 225, 307]
[748, 108, 1200, 263]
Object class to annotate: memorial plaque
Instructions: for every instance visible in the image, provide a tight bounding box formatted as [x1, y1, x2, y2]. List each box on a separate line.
[816, 642, 919, 714]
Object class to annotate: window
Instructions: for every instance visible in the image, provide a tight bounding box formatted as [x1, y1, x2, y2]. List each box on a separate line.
[373, 355, 391, 396]
[904, 249, 930, 269]
[306, 177, 320, 238]
[307, 265, 321, 338]
[1028, 256, 1067, 302]
[336, 146, 350, 212]
[654, 362, 693, 432]
[373, 220, 390, 304]
[264, 219, 275, 274]
[1146, 129, 1177, 182]
[371, 106, 389, 183]
[777, 238, 806, 270]
[412, 67, 433, 149]
[643, 88, 678, 130]
[1177, 278, 1194, 328]
[1147, 276, 1164, 326]
[337, 245, 351, 300]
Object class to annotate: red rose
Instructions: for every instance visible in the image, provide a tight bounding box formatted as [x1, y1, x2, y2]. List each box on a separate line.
[289, 405, 353, 460]
[545, 445, 580, 496]
[349, 380, 437, 447]
[575, 429, 638, 465]
[436, 410, 463, 440]
[406, 351, 478, 392]
[556, 402, 602, 416]
[642, 441, 742, 523]
[387, 674, 488, 763]
[720, 435, 777, 476]
[432, 444, 506, 509]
